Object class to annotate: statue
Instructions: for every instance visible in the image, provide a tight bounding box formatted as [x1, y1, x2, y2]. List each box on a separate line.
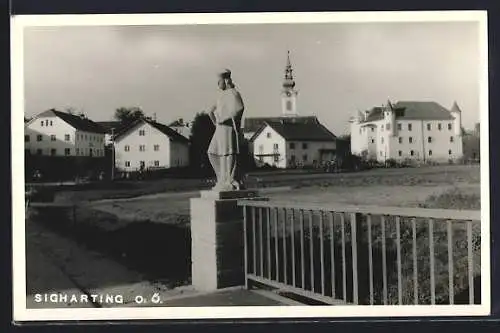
[206, 69, 245, 191]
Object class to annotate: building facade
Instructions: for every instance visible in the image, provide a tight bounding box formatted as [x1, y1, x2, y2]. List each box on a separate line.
[350, 100, 463, 163]
[24, 109, 106, 157]
[113, 118, 190, 172]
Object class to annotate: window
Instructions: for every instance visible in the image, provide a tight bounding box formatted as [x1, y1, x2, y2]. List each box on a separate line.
[50, 149, 56, 156]
[398, 150, 402, 157]
[371, 127, 374, 132]
[124, 145, 130, 152]
[65, 134, 70, 141]
[302, 143, 308, 149]
[274, 155, 279, 162]
[290, 155, 296, 162]
[50, 134, 56, 141]
[40, 121, 44, 127]
[303, 154, 308, 161]
[450, 136, 454, 143]
[139, 129, 145, 136]
[139, 145, 146, 152]
[371, 139, 375, 144]
[449, 149, 452, 155]
[154, 160, 160, 167]
[76, 148, 80, 155]
[428, 136, 432, 143]
[448, 123, 452, 130]
[37, 135, 42, 142]
[408, 124, 412, 131]
[409, 137, 413, 144]
[386, 123, 391, 130]
[410, 150, 415, 156]
[273, 143, 279, 150]
[398, 137, 403, 144]
[266, 132, 271, 138]
[286, 100, 292, 111]
[381, 125, 384, 132]
[289, 142, 295, 149]
[36, 149, 42, 155]
[427, 123, 431, 131]
[125, 161, 131, 167]
[50, 121, 53, 126]
[85, 134, 87, 140]
[429, 150, 433, 156]
[381, 137, 384, 144]
[45, 120, 49, 126]
[380, 151, 383, 157]
[64, 148, 71, 156]
[438, 123, 442, 130]
[25, 135, 30, 142]
[258, 144, 264, 152]
[154, 145, 160, 151]
[397, 123, 402, 131]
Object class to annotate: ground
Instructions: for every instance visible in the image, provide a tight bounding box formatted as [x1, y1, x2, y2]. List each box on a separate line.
[26, 164, 481, 307]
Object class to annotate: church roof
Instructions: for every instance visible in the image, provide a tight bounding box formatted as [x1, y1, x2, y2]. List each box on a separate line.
[252, 119, 336, 142]
[32, 109, 107, 134]
[244, 116, 319, 133]
[360, 101, 455, 123]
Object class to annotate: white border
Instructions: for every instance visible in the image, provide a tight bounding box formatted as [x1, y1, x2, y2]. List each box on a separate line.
[11, 11, 490, 322]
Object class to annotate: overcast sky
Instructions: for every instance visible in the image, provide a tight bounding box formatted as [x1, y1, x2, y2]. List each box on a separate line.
[24, 21, 480, 135]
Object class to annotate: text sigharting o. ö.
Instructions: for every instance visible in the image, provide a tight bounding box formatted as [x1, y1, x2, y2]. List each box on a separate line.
[33, 293, 163, 305]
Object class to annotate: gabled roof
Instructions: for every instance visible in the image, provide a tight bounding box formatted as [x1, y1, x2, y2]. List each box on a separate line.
[95, 121, 124, 134]
[31, 109, 107, 134]
[113, 118, 189, 143]
[243, 116, 319, 133]
[360, 101, 455, 123]
[252, 119, 336, 142]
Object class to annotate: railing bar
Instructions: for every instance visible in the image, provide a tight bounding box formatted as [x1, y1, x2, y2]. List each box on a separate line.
[396, 216, 403, 305]
[243, 206, 249, 289]
[259, 207, 264, 277]
[252, 207, 257, 275]
[447, 220, 454, 305]
[329, 211, 336, 298]
[350, 213, 359, 305]
[291, 209, 296, 288]
[429, 218, 436, 305]
[267, 207, 272, 280]
[341, 212, 347, 302]
[367, 214, 374, 305]
[467, 220, 474, 305]
[283, 208, 288, 285]
[300, 210, 305, 289]
[319, 212, 325, 296]
[274, 207, 279, 282]
[381, 215, 388, 305]
[309, 210, 315, 293]
[412, 218, 418, 305]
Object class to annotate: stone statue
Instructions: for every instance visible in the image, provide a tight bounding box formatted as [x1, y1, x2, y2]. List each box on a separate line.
[206, 69, 245, 191]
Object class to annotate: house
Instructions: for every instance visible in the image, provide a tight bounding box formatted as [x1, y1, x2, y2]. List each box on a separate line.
[95, 121, 124, 146]
[251, 118, 337, 168]
[24, 109, 106, 157]
[168, 118, 192, 139]
[112, 118, 190, 172]
[350, 100, 464, 163]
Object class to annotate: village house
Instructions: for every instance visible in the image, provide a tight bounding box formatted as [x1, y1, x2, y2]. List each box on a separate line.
[168, 118, 192, 139]
[350, 100, 464, 163]
[24, 109, 106, 157]
[112, 118, 190, 172]
[245, 51, 337, 168]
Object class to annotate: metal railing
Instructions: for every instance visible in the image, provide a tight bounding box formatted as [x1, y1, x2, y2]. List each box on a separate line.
[238, 200, 481, 305]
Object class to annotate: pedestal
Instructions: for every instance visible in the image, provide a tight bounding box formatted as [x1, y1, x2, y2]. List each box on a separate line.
[190, 189, 260, 292]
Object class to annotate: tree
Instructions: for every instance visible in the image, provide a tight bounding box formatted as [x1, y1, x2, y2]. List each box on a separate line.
[189, 112, 215, 176]
[114, 107, 145, 124]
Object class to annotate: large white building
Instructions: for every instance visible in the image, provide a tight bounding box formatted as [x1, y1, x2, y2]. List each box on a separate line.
[24, 109, 106, 157]
[248, 51, 336, 168]
[350, 100, 463, 163]
[112, 118, 190, 172]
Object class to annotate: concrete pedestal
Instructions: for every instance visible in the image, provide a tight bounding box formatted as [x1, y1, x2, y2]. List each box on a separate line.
[190, 189, 260, 292]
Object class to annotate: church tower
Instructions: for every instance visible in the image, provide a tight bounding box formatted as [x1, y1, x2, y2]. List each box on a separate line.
[281, 51, 299, 117]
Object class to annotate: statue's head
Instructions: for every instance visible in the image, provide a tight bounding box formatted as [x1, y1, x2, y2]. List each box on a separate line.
[217, 69, 234, 90]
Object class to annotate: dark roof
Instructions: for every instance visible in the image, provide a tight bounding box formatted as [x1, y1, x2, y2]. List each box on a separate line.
[244, 116, 319, 133]
[95, 121, 123, 134]
[113, 119, 189, 143]
[35, 109, 107, 133]
[360, 101, 455, 123]
[252, 120, 336, 142]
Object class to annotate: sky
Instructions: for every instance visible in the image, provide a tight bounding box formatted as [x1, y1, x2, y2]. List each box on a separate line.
[23, 21, 481, 135]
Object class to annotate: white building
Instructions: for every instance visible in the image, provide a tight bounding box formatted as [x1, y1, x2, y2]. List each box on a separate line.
[350, 100, 463, 163]
[251, 119, 337, 168]
[112, 118, 190, 172]
[24, 109, 106, 157]
[168, 118, 192, 139]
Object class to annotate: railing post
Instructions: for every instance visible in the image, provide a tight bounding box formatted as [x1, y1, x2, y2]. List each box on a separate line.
[350, 212, 364, 305]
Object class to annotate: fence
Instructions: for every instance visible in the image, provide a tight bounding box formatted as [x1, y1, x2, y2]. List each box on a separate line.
[238, 200, 481, 306]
